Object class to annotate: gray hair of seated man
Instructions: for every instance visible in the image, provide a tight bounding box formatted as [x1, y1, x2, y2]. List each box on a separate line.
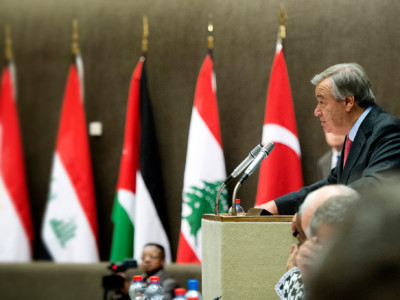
[307, 194, 359, 238]
[298, 184, 359, 238]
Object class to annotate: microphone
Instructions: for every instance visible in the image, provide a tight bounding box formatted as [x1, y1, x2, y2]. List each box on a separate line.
[214, 143, 263, 215]
[224, 144, 263, 184]
[239, 141, 275, 184]
[230, 141, 275, 216]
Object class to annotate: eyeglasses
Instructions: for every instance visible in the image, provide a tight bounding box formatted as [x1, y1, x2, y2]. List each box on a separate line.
[141, 255, 160, 260]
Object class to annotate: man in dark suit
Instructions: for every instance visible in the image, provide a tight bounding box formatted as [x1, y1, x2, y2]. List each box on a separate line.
[257, 63, 400, 215]
[141, 243, 179, 300]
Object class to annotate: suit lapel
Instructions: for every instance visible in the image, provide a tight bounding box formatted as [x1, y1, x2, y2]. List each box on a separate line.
[339, 105, 380, 183]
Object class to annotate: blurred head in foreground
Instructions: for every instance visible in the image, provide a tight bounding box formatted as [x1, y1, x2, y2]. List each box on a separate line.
[308, 182, 400, 300]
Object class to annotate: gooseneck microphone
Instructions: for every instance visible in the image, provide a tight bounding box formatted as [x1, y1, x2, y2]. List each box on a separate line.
[239, 141, 275, 184]
[225, 144, 263, 184]
[231, 141, 275, 215]
[214, 144, 263, 215]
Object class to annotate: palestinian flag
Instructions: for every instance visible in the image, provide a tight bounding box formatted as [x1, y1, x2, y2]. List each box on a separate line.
[176, 55, 228, 264]
[0, 61, 34, 261]
[110, 58, 172, 263]
[255, 42, 303, 206]
[41, 55, 99, 262]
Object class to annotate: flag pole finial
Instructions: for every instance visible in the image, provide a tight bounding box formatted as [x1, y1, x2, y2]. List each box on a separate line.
[71, 19, 80, 56]
[5, 24, 13, 62]
[207, 13, 214, 53]
[277, 6, 287, 42]
[141, 15, 149, 57]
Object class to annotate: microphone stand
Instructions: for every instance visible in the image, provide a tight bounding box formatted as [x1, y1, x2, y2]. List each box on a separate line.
[214, 182, 226, 216]
[230, 181, 242, 216]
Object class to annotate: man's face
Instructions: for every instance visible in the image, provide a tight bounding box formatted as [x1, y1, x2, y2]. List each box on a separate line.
[141, 245, 164, 273]
[314, 78, 347, 135]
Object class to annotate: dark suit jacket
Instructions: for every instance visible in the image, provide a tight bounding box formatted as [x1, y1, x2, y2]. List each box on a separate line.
[275, 104, 400, 214]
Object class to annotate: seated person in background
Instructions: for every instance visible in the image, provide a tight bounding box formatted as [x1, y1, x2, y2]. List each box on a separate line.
[141, 243, 179, 300]
[276, 185, 359, 300]
[317, 132, 345, 180]
[307, 183, 400, 300]
[257, 63, 400, 215]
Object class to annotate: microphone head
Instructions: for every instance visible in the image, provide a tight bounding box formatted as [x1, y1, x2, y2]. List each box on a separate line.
[250, 144, 263, 158]
[262, 141, 275, 154]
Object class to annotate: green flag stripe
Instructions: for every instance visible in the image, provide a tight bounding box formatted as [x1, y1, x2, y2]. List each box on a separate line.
[110, 193, 134, 262]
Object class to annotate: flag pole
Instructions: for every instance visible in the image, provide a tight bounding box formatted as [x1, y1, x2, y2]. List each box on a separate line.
[207, 13, 214, 58]
[71, 19, 80, 58]
[277, 6, 287, 49]
[5, 24, 13, 63]
[71, 19, 84, 99]
[141, 15, 149, 59]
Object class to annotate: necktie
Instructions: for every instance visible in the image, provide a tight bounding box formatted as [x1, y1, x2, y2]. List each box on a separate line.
[343, 137, 352, 167]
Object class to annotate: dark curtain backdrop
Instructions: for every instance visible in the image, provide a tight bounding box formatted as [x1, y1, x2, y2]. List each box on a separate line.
[1, 0, 399, 260]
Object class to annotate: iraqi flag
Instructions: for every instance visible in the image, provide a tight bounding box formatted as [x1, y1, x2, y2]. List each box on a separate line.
[255, 42, 303, 206]
[0, 62, 34, 261]
[110, 58, 172, 263]
[176, 55, 228, 264]
[41, 56, 99, 262]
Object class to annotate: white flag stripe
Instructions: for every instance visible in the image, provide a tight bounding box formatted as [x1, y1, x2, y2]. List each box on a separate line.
[9, 62, 17, 101]
[118, 189, 136, 225]
[262, 123, 301, 157]
[75, 55, 84, 102]
[211, 71, 217, 93]
[42, 153, 98, 262]
[0, 175, 30, 261]
[181, 107, 226, 261]
[183, 107, 226, 188]
[134, 171, 172, 264]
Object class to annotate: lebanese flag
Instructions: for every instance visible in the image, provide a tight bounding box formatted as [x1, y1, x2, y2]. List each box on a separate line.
[177, 55, 227, 264]
[255, 42, 303, 206]
[41, 56, 99, 262]
[0, 63, 34, 261]
[110, 58, 172, 263]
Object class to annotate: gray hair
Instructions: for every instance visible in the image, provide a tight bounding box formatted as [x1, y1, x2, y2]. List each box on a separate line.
[299, 184, 357, 216]
[308, 194, 359, 237]
[311, 63, 375, 108]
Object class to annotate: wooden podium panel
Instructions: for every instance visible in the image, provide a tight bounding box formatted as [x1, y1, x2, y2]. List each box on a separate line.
[202, 214, 295, 300]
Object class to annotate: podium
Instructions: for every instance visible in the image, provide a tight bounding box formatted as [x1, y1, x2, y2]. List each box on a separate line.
[202, 214, 295, 300]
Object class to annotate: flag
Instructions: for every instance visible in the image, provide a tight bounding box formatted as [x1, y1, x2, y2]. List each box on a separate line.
[176, 55, 228, 264]
[0, 62, 34, 261]
[41, 56, 99, 262]
[255, 42, 303, 206]
[110, 58, 172, 263]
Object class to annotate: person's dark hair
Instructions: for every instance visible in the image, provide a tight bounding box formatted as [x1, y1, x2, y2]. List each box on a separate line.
[144, 243, 165, 260]
[307, 182, 400, 300]
[311, 63, 375, 108]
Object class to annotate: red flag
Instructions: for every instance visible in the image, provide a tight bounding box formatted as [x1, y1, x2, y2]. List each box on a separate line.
[255, 43, 303, 206]
[42, 59, 99, 262]
[0, 64, 34, 261]
[177, 56, 227, 263]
